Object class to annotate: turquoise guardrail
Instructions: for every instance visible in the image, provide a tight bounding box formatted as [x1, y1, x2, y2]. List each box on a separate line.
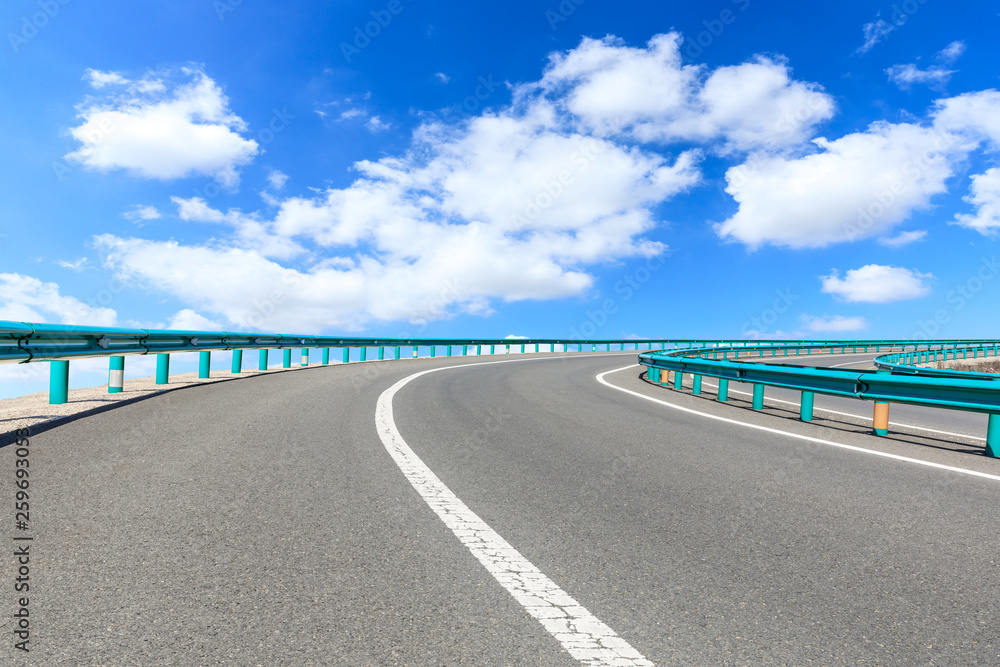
[639, 341, 1000, 458]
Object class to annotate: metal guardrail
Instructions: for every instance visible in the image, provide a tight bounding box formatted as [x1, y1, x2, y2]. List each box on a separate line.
[639, 342, 1000, 458]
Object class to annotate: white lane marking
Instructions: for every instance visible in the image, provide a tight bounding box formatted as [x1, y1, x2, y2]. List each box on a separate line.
[599, 365, 1000, 483]
[696, 379, 986, 442]
[829, 360, 873, 368]
[376, 359, 654, 667]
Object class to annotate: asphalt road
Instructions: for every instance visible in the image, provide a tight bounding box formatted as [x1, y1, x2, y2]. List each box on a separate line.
[4, 351, 1000, 665]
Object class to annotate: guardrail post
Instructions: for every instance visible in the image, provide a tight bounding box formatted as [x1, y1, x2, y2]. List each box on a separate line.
[718, 378, 729, 401]
[490, 344, 495, 355]
[260, 349, 269, 370]
[447, 345, 452, 357]
[284, 349, 292, 368]
[752, 384, 764, 410]
[413, 346, 419, 358]
[476, 345, 481, 355]
[872, 401, 890, 436]
[985, 414, 1000, 457]
[232, 349, 243, 373]
[301, 349, 308, 367]
[648, 367, 660, 383]
[361, 347, 368, 361]
[343, 347, 350, 363]
[49, 360, 70, 405]
[535, 343, 539, 353]
[322, 348, 329, 365]
[429, 346, 435, 358]
[692, 374, 702, 395]
[673, 371, 683, 390]
[156, 354, 170, 385]
[800, 391, 814, 422]
[200, 351, 211, 378]
[395, 346, 401, 359]
[108, 356, 124, 393]
[379, 346, 385, 360]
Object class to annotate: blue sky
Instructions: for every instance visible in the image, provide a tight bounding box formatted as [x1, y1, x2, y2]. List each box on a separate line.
[2, 0, 1000, 393]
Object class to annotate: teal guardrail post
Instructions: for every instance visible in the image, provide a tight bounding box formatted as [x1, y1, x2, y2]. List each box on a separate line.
[342, 347, 350, 363]
[490, 344, 495, 355]
[378, 346, 385, 360]
[535, 343, 539, 353]
[986, 414, 1000, 458]
[395, 346, 401, 360]
[260, 349, 269, 370]
[429, 346, 435, 358]
[322, 348, 329, 365]
[718, 378, 729, 401]
[108, 356, 124, 393]
[284, 349, 292, 368]
[361, 347, 368, 361]
[156, 353, 170, 385]
[49, 360, 69, 405]
[446, 345, 452, 357]
[199, 351, 211, 378]
[301, 349, 309, 367]
[692, 374, 702, 395]
[800, 391, 814, 422]
[413, 346, 419, 358]
[476, 345, 481, 355]
[648, 367, 660, 383]
[752, 383, 764, 410]
[231, 349, 243, 373]
[673, 371, 683, 390]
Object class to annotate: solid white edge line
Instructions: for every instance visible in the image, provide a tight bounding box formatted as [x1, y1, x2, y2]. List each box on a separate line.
[598, 365, 1000, 483]
[376, 355, 654, 667]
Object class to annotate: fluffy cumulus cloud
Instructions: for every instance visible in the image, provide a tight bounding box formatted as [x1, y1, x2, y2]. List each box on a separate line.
[718, 122, 958, 248]
[0, 273, 117, 325]
[820, 265, 932, 304]
[166, 309, 223, 331]
[530, 34, 834, 151]
[65, 67, 258, 186]
[954, 168, 1000, 234]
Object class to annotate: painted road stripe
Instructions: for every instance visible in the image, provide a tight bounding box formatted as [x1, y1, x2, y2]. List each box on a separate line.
[376, 358, 653, 667]
[598, 365, 1000, 483]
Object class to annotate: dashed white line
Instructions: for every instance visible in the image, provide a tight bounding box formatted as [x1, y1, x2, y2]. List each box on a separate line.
[598, 365, 1000, 483]
[376, 358, 653, 667]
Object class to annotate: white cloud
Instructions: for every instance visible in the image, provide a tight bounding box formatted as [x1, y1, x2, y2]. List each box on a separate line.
[0, 273, 117, 325]
[954, 167, 1000, 234]
[878, 229, 927, 247]
[820, 265, 932, 303]
[266, 170, 288, 190]
[365, 115, 391, 132]
[171, 196, 304, 259]
[801, 314, 868, 333]
[434, 72, 451, 84]
[717, 122, 958, 248]
[531, 34, 834, 152]
[166, 308, 223, 331]
[57, 257, 93, 271]
[123, 204, 161, 222]
[936, 41, 966, 64]
[84, 68, 129, 88]
[886, 64, 955, 90]
[932, 89, 1000, 149]
[857, 18, 894, 54]
[65, 67, 259, 186]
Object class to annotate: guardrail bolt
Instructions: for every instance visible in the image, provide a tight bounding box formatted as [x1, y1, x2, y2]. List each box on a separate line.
[200, 351, 211, 378]
[155, 354, 170, 385]
[284, 349, 292, 368]
[108, 356, 124, 393]
[872, 401, 890, 436]
[48, 360, 70, 405]
[752, 384, 764, 410]
[232, 349, 243, 373]
[259, 349, 269, 371]
[800, 391, 814, 422]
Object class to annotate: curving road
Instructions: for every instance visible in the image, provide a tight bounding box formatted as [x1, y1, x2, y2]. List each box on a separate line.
[5, 351, 1000, 665]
